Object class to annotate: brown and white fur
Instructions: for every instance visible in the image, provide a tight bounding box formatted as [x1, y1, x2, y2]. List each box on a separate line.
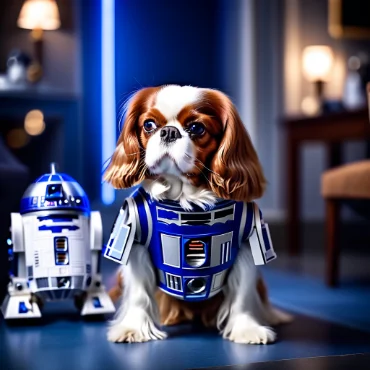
[104, 85, 291, 344]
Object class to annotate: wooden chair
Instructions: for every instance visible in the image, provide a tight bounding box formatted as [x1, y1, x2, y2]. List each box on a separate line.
[320, 83, 370, 286]
[321, 161, 370, 286]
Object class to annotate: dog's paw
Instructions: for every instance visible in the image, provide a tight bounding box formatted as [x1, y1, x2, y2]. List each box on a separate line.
[222, 313, 276, 344]
[225, 325, 276, 344]
[107, 325, 144, 343]
[107, 309, 167, 343]
[107, 324, 167, 343]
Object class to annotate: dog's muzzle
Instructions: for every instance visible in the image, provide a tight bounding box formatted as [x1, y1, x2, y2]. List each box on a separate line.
[160, 126, 181, 143]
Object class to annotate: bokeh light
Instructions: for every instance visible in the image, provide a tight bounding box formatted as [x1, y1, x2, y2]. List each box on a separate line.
[301, 96, 320, 116]
[24, 109, 46, 136]
[6, 128, 29, 149]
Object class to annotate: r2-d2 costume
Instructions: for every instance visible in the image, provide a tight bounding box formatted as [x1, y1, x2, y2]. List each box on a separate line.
[104, 187, 276, 301]
[1, 164, 115, 319]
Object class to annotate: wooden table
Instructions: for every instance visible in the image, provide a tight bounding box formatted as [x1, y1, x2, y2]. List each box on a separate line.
[284, 108, 370, 255]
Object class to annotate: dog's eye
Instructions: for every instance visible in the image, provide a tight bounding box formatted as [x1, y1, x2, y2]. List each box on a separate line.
[143, 120, 157, 133]
[187, 122, 205, 136]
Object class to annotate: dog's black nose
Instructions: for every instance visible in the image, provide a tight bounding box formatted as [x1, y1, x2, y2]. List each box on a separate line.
[160, 126, 181, 143]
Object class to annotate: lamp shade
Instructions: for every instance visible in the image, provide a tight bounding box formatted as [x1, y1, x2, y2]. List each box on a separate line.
[302, 45, 334, 82]
[17, 0, 60, 31]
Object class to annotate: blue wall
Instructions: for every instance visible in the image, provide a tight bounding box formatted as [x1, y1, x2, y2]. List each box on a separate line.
[80, 0, 102, 200]
[81, 0, 225, 201]
[115, 0, 223, 103]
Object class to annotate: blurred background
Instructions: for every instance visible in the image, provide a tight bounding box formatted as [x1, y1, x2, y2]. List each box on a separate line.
[1, 0, 370, 338]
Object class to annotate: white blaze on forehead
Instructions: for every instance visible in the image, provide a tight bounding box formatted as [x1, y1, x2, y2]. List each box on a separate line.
[154, 85, 200, 120]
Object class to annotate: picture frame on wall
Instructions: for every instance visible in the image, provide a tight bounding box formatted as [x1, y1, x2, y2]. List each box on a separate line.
[329, 0, 370, 39]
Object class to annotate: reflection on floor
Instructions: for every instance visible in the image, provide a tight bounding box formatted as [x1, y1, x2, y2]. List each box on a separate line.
[264, 266, 370, 333]
[191, 354, 370, 370]
[1, 220, 370, 370]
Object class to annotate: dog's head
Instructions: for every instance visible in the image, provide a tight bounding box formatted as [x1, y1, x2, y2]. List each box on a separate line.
[104, 85, 266, 202]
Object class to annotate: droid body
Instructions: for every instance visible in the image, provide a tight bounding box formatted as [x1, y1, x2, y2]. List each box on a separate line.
[104, 187, 276, 301]
[1, 164, 115, 319]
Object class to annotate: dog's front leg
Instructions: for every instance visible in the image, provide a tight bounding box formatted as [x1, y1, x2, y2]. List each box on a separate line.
[217, 246, 276, 344]
[107, 244, 167, 343]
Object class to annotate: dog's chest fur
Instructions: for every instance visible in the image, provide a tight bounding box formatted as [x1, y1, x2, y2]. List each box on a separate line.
[142, 175, 218, 211]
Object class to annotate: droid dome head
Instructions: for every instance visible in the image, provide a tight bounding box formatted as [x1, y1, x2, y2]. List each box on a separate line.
[20, 163, 90, 215]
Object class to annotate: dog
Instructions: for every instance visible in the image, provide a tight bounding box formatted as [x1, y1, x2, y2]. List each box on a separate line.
[104, 85, 291, 344]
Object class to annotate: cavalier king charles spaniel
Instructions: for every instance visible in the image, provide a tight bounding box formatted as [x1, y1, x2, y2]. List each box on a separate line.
[104, 85, 291, 344]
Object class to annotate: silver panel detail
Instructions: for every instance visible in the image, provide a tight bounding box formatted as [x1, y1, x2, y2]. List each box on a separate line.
[104, 198, 136, 265]
[73, 276, 84, 289]
[238, 202, 248, 244]
[132, 199, 142, 243]
[165, 273, 182, 292]
[156, 204, 235, 226]
[212, 270, 228, 291]
[11, 213, 24, 252]
[34, 251, 40, 267]
[27, 266, 33, 278]
[140, 193, 153, 248]
[36, 278, 49, 288]
[161, 234, 180, 267]
[51, 277, 58, 288]
[210, 232, 233, 267]
[158, 269, 166, 284]
[220, 241, 231, 264]
[247, 203, 255, 239]
[90, 211, 103, 251]
[157, 207, 180, 225]
[208, 287, 223, 298]
[248, 203, 277, 265]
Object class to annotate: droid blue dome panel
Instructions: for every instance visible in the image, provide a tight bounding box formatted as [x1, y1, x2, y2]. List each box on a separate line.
[33, 173, 76, 183]
[35, 175, 50, 183]
[46, 184, 64, 200]
[20, 169, 90, 215]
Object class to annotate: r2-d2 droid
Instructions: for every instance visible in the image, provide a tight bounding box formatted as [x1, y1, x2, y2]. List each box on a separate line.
[1, 164, 115, 319]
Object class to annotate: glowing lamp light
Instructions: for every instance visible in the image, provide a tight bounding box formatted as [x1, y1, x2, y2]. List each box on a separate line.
[17, 0, 60, 31]
[301, 45, 334, 115]
[302, 45, 334, 82]
[17, 0, 61, 82]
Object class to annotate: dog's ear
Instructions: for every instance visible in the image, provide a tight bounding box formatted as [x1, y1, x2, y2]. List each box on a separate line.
[205, 90, 266, 202]
[104, 88, 157, 188]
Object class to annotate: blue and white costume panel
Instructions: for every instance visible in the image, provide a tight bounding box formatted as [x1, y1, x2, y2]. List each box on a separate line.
[105, 187, 276, 302]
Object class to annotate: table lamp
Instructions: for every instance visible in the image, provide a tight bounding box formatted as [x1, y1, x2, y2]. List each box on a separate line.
[17, 0, 61, 82]
[302, 45, 334, 114]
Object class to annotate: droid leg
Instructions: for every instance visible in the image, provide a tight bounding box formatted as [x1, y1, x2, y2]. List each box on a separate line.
[80, 246, 115, 316]
[80, 211, 115, 316]
[2, 216, 42, 320]
[1, 278, 41, 320]
[80, 273, 116, 316]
